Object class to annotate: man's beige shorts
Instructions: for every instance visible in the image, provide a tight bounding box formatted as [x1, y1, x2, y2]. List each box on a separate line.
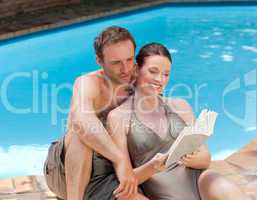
[44, 137, 66, 199]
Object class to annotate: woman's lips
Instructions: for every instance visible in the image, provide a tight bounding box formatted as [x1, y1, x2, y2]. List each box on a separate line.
[150, 83, 162, 90]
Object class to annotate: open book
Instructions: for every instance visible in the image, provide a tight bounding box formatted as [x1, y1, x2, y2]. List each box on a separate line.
[165, 109, 218, 168]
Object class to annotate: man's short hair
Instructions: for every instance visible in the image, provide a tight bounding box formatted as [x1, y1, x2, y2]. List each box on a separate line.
[94, 26, 136, 60]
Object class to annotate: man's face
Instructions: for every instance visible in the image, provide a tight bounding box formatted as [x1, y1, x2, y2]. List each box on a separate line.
[99, 40, 135, 85]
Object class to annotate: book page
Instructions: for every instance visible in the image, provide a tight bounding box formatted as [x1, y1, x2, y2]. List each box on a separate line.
[165, 109, 218, 168]
[165, 134, 208, 167]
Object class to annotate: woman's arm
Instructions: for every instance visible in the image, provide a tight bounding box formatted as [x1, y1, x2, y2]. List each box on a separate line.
[107, 109, 165, 184]
[166, 97, 211, 169]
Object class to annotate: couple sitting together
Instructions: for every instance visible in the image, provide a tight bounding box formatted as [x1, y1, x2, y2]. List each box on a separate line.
[44, 26, 249, 200]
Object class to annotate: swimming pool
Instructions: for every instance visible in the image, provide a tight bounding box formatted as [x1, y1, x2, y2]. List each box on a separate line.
[0, 3, 257, 178]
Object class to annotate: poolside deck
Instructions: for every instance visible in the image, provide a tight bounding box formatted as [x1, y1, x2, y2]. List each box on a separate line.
[210, 138, 257, 199]
[0, 138, 256, 200]
[1, 0, 257, 41]
[0, 0, 169, 41]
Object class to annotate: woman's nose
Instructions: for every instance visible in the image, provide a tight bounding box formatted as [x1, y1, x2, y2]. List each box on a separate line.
[154, 73, 163, 82]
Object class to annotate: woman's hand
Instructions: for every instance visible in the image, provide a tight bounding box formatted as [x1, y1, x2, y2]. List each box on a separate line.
[150, 153, 168, 172]
[177, 145, 211, 169]
[178, 150, 201, 168]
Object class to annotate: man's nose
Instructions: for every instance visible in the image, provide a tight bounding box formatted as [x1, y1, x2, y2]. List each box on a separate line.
[120, 62, 129, 74]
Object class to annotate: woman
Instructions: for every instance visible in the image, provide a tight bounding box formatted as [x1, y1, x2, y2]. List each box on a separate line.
[107, 43, 249, 200]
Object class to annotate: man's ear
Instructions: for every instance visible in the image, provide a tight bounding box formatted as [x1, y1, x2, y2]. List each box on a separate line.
[96, 55, 103, 66]
[131, 63, 139, 84]
[134, 63, 139, 77]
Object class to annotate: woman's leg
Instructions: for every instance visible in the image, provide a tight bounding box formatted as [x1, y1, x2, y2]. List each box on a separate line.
[198, 169, 250, 200]
[64, 133, 93, 200]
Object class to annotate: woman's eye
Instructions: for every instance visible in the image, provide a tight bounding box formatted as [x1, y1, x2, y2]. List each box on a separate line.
[149, 69, 158, 74]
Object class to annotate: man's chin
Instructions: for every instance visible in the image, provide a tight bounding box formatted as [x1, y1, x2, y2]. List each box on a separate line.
[118, 76, 132, 84]
[110, 77, 130, 86]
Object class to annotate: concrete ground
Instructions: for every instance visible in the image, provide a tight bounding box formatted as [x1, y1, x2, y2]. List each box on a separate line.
[0, 0, 169, 41]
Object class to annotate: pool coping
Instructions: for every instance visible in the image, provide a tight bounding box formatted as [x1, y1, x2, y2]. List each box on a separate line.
[0, 0, 168, 41]
[1, 0, 257, 42]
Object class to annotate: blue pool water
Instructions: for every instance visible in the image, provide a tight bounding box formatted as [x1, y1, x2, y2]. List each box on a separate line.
[0, 4, 257, 178]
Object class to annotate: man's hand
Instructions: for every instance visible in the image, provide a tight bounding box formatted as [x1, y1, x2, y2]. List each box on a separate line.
[149, 153, 168, 172]
[113, 159, 138, 199]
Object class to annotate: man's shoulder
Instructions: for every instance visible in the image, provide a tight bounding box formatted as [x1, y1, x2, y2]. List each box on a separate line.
[76, 69, 102, 83]
[73, 70, 103, 98]
[85, 69, 103, 77]
[74, 70, 105, 88]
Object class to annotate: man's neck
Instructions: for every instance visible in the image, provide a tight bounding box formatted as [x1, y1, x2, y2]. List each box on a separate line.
[103, 77, 130, 97]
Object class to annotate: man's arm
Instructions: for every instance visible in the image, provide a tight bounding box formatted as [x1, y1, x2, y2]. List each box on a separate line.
[69, 75, 123, 163]
[69, 75, 138, 199]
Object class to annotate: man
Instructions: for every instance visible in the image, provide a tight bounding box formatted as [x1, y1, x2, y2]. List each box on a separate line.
[44, 26, 148, 200]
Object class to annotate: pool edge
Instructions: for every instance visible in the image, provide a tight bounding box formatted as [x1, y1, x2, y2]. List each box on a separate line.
[1, 0, 257, 42]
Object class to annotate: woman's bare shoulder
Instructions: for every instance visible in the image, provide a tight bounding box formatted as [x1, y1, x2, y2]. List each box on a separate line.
[162, 96, 192, 111]
[107, 97, 133, 135]
[162, 96, 195, 125]
[108, 97, 133, 121]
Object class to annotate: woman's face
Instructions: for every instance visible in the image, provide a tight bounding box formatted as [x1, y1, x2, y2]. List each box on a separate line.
[136, 55, 171, 95]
